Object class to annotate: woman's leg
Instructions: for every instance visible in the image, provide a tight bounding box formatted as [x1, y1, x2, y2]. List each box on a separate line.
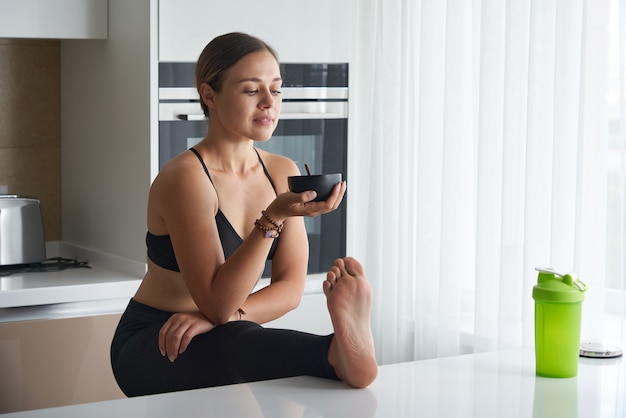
[111, 302, 339, 396]
[232, 256, 378, 388]
[111, 257, 377, 396]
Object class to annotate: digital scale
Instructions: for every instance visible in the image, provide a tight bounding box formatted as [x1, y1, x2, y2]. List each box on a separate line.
[580, 339, 623, 358]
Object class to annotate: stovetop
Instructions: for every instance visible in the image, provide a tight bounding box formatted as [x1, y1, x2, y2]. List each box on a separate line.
[0, 257, 91, 277]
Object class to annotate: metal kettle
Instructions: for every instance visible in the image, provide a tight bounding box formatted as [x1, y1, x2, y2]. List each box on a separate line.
[0, 195, 46, 266]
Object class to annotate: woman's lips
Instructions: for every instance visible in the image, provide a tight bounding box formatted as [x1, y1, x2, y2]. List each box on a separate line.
[254, 116, 274, 126]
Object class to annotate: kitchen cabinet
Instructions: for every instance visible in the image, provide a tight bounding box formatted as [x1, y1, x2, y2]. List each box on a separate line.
[0, 0, 108, 39]
[159, 0, 352, 63]
[0, 314, 124, 414]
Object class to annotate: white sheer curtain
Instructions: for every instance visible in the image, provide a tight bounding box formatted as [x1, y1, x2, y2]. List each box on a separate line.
[348, 0, 625, 365]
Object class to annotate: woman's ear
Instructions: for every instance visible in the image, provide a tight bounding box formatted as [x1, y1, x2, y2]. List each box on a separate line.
[200, 83, 217, 109]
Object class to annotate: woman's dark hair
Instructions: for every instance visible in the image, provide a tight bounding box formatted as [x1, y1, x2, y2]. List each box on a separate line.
[195, 32, 279, 117]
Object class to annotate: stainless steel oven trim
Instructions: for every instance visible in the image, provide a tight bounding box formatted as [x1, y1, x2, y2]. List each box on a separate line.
[159, 101, 348, 121]
[159, 87, 349, 101]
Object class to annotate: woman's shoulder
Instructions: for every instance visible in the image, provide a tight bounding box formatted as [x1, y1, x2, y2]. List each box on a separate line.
[149, 149, 218, 220]
[151, 150, 213, 196]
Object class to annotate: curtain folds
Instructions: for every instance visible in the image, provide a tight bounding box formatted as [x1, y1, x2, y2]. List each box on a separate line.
[349, 0, 623, 365]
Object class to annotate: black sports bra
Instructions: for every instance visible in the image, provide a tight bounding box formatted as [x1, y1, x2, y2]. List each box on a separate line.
[146, 147, 280, 273]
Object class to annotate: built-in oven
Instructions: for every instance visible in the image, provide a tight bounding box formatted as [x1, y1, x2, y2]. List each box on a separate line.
[158, 63, 348, 278]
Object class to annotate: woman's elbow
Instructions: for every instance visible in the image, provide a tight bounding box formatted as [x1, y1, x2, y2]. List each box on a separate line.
[285, 293, 302, 313]
[199, 306, 232, 325]
[208, 310, 234, 325]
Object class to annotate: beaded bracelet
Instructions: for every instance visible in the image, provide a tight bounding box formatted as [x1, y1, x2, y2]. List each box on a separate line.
[254, 219, 281, 238]
[261, 210, 283, 230]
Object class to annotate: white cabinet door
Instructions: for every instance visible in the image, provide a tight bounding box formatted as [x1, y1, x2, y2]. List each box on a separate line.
[0, 0, 107, 39]
[159, 0, 351, 63]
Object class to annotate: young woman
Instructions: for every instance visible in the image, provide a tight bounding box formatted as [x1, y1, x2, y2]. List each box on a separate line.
[111, 32, 377, 396]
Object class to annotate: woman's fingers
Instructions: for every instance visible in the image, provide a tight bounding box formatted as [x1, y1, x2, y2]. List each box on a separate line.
[296, 181, 347, 215]
[158, 312, 215, 362]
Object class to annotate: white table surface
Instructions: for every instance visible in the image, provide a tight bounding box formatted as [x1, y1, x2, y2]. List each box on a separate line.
[2, 348, 623, 417]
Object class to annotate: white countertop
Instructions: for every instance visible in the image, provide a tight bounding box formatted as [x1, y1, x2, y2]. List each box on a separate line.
[0, 242, 327, 323]
[0, 242, 144, 322]
[0, 265, 142, 323]
[2, 348, 623, 417]
[0, 265, 141, 309]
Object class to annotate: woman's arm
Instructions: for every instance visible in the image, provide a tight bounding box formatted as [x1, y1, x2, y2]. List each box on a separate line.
[231, 154, 346, 324]
[154, 163, 272, 324]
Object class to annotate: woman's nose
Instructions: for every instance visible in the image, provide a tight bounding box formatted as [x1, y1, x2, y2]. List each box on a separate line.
[259, 89, 276, 108]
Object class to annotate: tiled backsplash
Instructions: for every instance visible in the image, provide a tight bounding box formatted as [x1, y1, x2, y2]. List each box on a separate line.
[0, 39, 61, 240]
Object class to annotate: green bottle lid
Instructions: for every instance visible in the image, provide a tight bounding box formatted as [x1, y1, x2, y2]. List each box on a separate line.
[532, 268, 587, 303]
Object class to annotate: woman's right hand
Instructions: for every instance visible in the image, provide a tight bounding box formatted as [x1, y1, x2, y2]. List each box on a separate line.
[266, 181, 346, 221]
[159, 311, 215, 362]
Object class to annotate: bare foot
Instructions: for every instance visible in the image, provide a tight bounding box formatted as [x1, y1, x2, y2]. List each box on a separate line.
[324, 257, 378, 388]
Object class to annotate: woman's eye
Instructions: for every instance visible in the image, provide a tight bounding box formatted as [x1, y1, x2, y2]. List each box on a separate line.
[244, 88, 281, 96]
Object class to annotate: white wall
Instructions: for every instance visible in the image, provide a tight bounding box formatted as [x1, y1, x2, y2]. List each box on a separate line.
[61, 0, 158, 263]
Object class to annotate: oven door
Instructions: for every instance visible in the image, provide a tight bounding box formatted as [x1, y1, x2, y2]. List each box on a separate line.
[256, 117, 347, 276]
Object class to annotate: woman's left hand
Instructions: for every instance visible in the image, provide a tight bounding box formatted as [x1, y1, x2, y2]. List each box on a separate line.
[158, 311, 215, 362]
[267, 181, 347, 220]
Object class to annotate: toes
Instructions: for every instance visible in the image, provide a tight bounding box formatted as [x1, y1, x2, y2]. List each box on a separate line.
[342, 257, 364, 278]
[325, 267, 339, 293]
[323, 278, 333, 295]
[328, 257, 365, 288]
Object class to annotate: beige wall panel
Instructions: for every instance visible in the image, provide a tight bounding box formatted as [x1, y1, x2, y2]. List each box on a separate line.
[0, 39, 61, 240]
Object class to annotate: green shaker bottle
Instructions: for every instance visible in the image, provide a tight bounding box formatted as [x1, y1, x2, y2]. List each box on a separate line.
[532, 267, 587, 378]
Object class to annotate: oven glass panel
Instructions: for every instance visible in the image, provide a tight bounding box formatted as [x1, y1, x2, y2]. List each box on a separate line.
[256, 119, 347, 276]
[158, 118, 347, 277]
[159, 121, 206, 168]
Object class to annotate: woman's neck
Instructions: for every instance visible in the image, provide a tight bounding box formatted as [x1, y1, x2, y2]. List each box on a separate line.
[194, 136, 258, 174]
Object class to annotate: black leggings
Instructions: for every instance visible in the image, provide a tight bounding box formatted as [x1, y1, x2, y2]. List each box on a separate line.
[110, 299, 339, 397]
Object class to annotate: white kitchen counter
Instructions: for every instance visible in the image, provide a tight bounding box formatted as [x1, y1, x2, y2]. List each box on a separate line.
[0, 265, 142, 323]
[0, 265, 142, 309]
[0, 242, 144, 322]
[1, 348, 623, 417]
[0, 242, 327, 324]
[0, 266, 141, 323]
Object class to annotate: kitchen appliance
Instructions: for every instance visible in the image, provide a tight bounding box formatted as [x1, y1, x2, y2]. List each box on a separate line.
[0, 195, 46, 266]
[158, 63, 349, 277]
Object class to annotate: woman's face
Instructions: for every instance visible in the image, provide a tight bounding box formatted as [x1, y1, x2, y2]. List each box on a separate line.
[203, 50, 282, 142]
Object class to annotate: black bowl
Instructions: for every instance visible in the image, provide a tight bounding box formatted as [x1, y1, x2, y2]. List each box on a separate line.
[288, 173, 342, 202]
